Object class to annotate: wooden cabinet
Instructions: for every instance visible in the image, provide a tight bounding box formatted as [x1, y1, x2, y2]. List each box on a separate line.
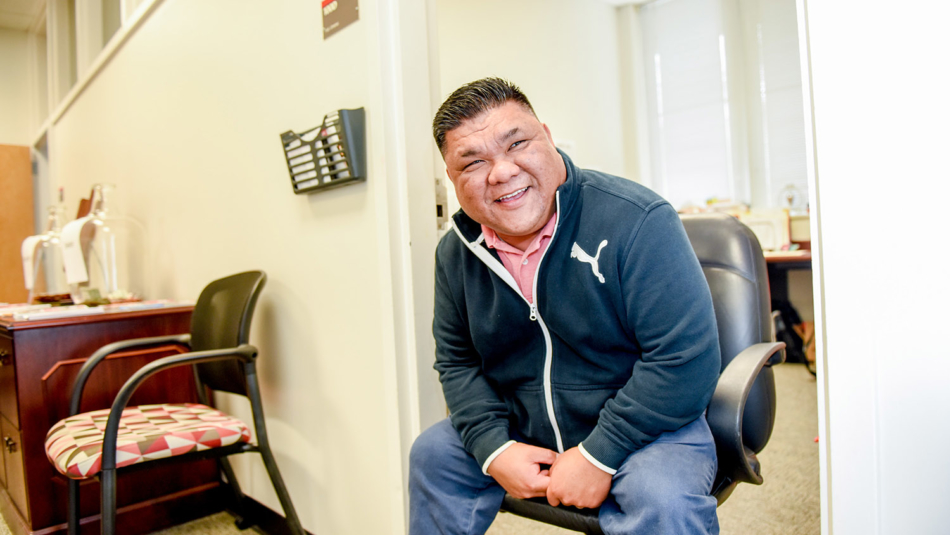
[0, 307, 227, 534]
[1, 416, 27, 522]
[0, 144, 34, 305]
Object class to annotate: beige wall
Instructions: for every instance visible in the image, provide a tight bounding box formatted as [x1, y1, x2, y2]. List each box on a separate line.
[48, 0, 408, 532]
[0, 29, 31, 146]
[435, 0, 627, 214]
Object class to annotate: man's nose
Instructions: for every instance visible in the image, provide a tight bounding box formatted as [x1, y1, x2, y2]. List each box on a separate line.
[488, 158, 519, 185]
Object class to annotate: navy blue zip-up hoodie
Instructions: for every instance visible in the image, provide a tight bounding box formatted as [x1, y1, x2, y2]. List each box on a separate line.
[433, 151, 721, 472]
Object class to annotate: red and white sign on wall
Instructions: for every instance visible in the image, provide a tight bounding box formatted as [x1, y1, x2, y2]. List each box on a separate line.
[322, 0, 359, 39]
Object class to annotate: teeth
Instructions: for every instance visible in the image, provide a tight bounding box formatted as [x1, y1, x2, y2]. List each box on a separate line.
[498, 187, 527, 201]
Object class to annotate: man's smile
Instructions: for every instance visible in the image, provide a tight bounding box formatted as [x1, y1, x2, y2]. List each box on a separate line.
[496, 187, 529, 203]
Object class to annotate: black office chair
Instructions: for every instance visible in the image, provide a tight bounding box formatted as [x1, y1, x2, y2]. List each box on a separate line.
[44, 271, 306, 535]
[499, 213, 785, 534]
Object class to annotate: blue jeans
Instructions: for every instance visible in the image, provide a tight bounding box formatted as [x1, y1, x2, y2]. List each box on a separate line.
[409, 417, 719, 535]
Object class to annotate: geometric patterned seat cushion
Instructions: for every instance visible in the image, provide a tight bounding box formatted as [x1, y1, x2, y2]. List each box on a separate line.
[45, 403, 251, 480]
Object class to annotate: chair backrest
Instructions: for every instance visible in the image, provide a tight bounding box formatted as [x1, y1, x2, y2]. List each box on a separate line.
[190, 270, 267, 396]
[680, 214, 776, 455]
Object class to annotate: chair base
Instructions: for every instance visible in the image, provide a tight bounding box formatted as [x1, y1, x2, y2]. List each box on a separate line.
[226, 495, 313, 535]
[500, 480, 739, 535]
[500, 494, 604, 535]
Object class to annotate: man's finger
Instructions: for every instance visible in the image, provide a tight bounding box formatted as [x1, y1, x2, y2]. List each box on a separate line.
[530, 447, 558, 465]
[546, 487, 561, 507]
[529, 473, 551, 496]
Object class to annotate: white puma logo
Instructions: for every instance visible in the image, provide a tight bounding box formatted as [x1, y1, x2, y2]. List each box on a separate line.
[570, 240, 608, 284]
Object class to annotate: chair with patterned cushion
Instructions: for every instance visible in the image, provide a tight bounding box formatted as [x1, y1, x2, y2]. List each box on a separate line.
[498, 213, 786, 533]
[44, 270, 306, 535]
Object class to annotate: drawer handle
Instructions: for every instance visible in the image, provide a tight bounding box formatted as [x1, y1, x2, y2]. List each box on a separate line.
[0, 349, 9, 366]
[3, 437, 16, 454]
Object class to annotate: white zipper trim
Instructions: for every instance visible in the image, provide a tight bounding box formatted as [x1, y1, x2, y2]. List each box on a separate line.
[533, 192, 564, 453]
[452, 228, 524, 299]
[535, 312, 563, 453]
[452, 198, 566, 454]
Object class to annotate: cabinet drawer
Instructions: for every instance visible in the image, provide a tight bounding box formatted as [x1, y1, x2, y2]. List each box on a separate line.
[2, 415, 29, 521]
[0, 336, 16, 429]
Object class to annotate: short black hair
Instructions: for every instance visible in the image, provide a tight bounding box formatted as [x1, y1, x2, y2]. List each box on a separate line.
[432, 77, 536, 155]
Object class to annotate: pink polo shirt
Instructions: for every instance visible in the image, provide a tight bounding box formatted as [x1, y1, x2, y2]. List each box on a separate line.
[481, 214, 558, 303]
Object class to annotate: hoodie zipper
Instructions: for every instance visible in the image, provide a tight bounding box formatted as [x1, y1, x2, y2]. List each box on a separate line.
[451, 192, 566, 454]
[530, 192, 564, 453]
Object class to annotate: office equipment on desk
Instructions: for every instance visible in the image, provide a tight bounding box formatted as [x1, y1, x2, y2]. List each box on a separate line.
[280, 107, 366, 195]
[738, 209, 791, 251]
[777, 184, 807, 214]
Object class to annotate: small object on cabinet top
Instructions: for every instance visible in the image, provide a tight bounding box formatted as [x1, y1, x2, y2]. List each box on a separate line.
[4, 300, 194, 322]
[0, 303, 53, 316]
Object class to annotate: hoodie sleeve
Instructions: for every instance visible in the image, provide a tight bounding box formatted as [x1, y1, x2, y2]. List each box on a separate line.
[432, 244, 512, 469]
[581, 203, 721, 470]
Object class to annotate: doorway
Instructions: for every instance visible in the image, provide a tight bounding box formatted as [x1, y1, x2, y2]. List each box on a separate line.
[425, 0, 820, 532]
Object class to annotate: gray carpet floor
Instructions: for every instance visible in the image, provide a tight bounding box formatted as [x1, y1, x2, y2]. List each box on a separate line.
[0, 364, 818, 534]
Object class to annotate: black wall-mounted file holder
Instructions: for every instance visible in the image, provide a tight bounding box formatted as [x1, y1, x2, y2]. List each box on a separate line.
[280, 107, 366, 194]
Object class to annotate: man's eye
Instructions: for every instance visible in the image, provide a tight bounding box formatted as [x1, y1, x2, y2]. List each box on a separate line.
[463, 160, 483, 170]
[510, 140, 526, 150]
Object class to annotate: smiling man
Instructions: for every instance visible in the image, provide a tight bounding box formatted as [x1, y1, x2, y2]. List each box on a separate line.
[409, 78, 722, 535]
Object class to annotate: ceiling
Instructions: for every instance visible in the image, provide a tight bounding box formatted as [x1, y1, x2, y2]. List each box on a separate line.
[0, 0, 43, 31]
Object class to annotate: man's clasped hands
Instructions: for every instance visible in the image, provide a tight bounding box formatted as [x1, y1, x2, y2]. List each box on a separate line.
[486, 442, 612, 509]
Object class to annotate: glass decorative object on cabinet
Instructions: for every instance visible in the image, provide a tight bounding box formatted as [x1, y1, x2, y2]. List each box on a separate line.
[28, 205, 72, 305]
[65, 184, 147, 304]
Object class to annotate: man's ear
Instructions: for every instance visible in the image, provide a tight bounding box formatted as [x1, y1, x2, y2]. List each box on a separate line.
[445, 168, 456, 185]
[543, 123, 555, 145]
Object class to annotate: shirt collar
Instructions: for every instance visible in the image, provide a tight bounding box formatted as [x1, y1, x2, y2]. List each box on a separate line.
[481, 212, 558, 255]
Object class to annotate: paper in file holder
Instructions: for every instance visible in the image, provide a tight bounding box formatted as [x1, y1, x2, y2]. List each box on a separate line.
[280, 108, 366, 194]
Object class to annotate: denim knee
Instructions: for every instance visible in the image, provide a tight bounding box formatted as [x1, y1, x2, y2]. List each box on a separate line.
[626, 475, 698, 513]
[410, 421, 448, 481]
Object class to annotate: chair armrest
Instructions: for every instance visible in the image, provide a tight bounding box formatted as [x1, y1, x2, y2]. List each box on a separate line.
[99, 344, 258, 471]
[69, 334, 193, 416]
[707, 342, 785, 486]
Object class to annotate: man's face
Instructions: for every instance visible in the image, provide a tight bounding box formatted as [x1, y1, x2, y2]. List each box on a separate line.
[443, 101, 566, 249]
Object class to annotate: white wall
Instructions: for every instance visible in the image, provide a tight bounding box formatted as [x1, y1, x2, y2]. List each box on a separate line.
[0, 28, 31, 145]
[804, 1, 950, 533]
[46, 0, 422, 532]
[435, 0, 627, 186]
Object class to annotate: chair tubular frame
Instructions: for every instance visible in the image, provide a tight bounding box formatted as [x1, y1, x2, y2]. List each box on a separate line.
[61, 281, 306, 535]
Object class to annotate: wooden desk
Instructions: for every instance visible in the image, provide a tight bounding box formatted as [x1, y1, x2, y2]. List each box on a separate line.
[764, 250, 812, 303]
[0, 306, 226, 534]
